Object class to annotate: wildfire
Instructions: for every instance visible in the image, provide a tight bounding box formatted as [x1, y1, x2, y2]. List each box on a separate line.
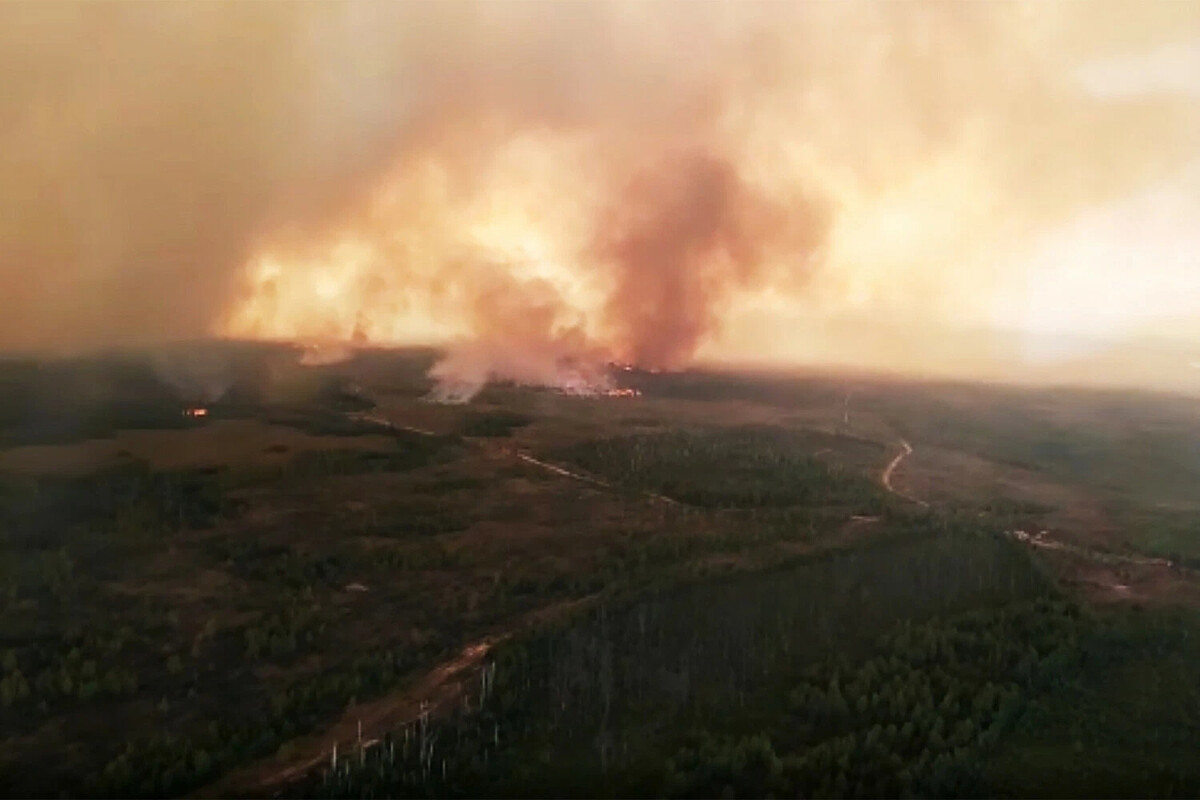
[183, 407, 209, 418]
[606, 361, 663, 375]
[537, 384, 640, 399]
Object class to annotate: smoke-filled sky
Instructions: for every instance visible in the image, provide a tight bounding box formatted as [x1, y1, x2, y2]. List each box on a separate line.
[3, 1, 1199, 392]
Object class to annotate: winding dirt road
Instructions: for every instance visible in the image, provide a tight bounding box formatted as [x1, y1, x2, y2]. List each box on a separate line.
[879, 434, 1180, 576]
[880, 439, 929, 508]
[880, 439, 912, 494]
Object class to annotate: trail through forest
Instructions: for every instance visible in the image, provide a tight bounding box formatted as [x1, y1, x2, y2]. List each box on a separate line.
[880, 438, 930, 508]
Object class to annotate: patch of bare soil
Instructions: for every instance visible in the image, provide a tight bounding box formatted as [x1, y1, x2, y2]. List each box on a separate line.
[1033, 546, 1200, 608]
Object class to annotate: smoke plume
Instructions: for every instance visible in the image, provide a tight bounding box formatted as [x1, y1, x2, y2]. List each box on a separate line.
[594, 150, 827, 370]
[149, 350, 235, 406]
[2, 1, 1199, 394]
[425, 271, 613, 403]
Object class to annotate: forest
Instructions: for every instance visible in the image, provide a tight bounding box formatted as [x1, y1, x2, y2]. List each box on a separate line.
[301, 531, 1075, 798]
[3, 350, 1199, 798]
[555, 428, 887, 511]
[307, 591, 1200, 798]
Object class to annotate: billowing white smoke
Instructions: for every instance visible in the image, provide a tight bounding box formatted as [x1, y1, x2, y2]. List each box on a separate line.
[426, 339, 614, 404]
[422, 271, 618, 403]
[150, 350, 234, 404]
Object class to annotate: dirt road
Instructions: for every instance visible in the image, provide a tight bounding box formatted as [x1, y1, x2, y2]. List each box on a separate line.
[1007, 529, 1177, 569]
[352, 412, 436, 437]
[195, 594, 594, 799]
[516, 452, 682, 506]
[515, 452, 611, 488]
[880, 439, 929, 507]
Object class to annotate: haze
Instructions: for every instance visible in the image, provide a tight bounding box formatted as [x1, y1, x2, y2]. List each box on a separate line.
[2, 0, 1199, 395]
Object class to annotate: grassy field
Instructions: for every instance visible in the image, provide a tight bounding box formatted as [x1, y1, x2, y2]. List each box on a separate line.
[1, 344, 1199, 798]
